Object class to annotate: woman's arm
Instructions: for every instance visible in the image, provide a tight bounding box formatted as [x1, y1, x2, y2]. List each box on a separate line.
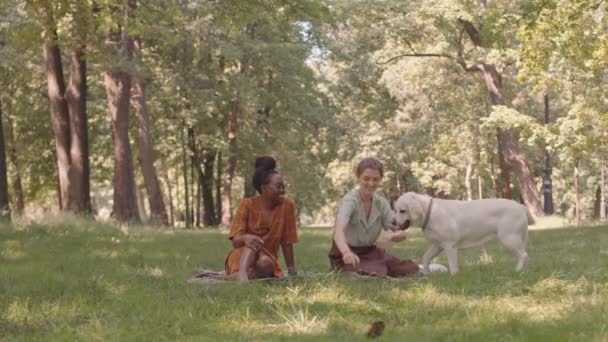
[333, 219, 359, 266]
[232, 234, 263, 250]
[333, 219, 350, 254]
[228, 199, 263, 250]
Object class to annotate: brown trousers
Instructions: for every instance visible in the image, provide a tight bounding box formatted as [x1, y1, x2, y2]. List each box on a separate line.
[328, 241, 419, 277]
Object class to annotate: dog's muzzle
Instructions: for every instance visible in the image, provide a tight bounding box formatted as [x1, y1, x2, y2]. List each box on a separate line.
[398, 219, 410, 230]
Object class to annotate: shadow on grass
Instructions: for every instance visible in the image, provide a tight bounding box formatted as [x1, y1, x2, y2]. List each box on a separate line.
[195, 274, 608, 341]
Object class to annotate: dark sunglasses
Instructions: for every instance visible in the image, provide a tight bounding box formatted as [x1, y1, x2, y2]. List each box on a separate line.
[266, 183, 286, 191]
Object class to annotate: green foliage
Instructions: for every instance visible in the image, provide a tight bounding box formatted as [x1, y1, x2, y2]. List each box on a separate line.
[2, 0, 607, 223]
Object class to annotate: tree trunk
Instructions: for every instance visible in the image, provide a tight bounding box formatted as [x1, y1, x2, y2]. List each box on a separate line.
[601, 161, 606, 221]
[132, 38, 168, 225]
[191, 149, 196, 226]
[4, 114, 23, 213]
[243, 162, 257, 198]
[480, 63, 541, 214]
[160, 160, 174, 227]
[104, 68, 139, 222]
[221, 98, 238, 227]
[202, 149, 217, 226]
[180, 129, 191, 228]
[498, 128, 542, 215]
[478, 175, 483, 199]
[175, 160, 181, 224]
[43, 33, 72, 211]
[216, 150, 223, 224]
[66, 47, 91, 214]
[543, 93, 554, 215]
[574, 160, 581, 225]
[459, 18, 543, 216]
[489, 155, 498, 197]
[497, 130, 512, 199]
[0, 98, 10, 221]
[187, 127, 202, 227]
[196, 167, 201, 227]
[135, 183, 148, 222]
[594, 185, 601, 219]
[465, 159, 473, 200]
[36, 2, 91, 215]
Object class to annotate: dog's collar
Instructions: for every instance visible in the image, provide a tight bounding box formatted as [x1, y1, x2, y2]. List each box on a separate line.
[421, 198, 433, 230]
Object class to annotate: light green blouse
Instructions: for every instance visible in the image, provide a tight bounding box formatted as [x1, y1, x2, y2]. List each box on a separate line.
[335, 189, 395, 247]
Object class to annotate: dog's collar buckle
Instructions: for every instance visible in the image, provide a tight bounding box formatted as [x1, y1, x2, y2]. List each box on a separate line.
[421, 198, 433, 230]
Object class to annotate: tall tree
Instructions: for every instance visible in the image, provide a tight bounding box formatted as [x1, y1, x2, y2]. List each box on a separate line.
[457, 15, 542, 215]
[132, 36, 169, 225]
[180, 128, 191, 227]
[103, 1, 139, 222]
[29, 0, 91, 214]
[66, 45, 90, 213]
[221, 98, 238, 226]
[201, 149, 217, 226]
[0, 97, 10, 221]
[3, 114, 24, 214]
[64, 0, 91, 214]
[543, 93, 554, 214]
[40, 16, 72, 211]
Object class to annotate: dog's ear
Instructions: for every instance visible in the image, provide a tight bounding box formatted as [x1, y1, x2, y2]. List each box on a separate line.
[407, 194, 424, 221]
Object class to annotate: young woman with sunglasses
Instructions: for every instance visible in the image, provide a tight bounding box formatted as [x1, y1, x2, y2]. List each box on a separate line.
[224, 156, 298, 283]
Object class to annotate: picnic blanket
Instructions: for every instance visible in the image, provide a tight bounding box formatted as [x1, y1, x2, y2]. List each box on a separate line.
[187, 269, 321, 285]
[187, 263, 447, 285]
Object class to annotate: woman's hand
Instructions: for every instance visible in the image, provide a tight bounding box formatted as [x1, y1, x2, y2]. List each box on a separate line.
[243, 234, 263, 251]
[342, 250, 360, 266]
[389, 230, 408, 242]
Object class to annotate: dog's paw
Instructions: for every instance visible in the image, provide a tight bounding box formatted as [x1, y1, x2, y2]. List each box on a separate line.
[419, 263, 448, 274]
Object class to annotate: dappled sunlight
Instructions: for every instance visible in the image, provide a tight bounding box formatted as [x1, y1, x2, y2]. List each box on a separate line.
[74, 316, 107, 341]
[489, 297, 570, 322]
[388, 283, 458, 307]
[478, 249, 494, 265]
[4, 297, 81, 328]
[1, 221, 607, 340]
[103, 280, 128, 296]
[263, 281, 372, 308]
[85, 274, 128, 296]
[530, 215, 571, 230]
[91, 248, 120, 259]
[231, 303, 329, 337]
[386, 275, 608, 326]
[268, 304, 329, 335]
[140, 265, 164, 279]
[1, 240, 26, 260]
[531, 275, 597, 297]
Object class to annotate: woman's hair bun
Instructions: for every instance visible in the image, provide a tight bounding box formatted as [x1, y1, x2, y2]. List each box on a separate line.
[254, 156, 276, 171]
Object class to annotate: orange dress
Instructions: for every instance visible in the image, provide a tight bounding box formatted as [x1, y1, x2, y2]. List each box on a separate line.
[224, 196, 298, 278]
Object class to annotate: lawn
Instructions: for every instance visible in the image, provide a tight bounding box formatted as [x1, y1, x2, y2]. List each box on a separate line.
[1, 219, 607, 341]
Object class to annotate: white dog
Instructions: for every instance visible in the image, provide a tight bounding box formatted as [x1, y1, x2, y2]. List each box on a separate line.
[393, 192, 534, 275]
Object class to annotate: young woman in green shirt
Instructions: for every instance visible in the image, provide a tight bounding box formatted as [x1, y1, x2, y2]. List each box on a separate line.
[329, 157, 420, 277]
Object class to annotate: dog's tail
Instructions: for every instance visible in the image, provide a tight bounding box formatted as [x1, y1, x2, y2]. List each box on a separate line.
[523, 205, 536, 226]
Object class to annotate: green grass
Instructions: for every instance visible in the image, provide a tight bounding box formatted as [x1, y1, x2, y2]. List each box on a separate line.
[1, 220, 608, 341]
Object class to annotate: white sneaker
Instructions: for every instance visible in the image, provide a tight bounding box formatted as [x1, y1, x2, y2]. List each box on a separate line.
[419, 263, 448, 274]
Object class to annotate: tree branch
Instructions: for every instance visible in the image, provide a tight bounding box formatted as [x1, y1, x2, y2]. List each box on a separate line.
[377, 52, 453, 65]
[458, 18, 482, 46]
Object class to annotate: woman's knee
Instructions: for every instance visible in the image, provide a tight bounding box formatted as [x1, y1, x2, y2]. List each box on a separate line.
[386, 259, 420, 277]
[255, 256, 275, 277]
